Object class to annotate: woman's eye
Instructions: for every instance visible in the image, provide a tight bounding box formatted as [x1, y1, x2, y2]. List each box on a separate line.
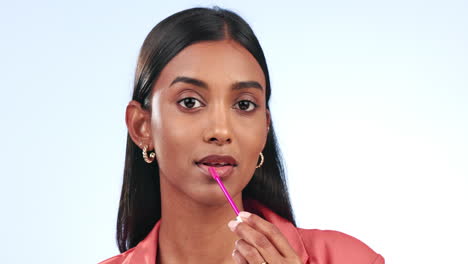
[178, 97, 203, 109]
[235, 100, 257, 112]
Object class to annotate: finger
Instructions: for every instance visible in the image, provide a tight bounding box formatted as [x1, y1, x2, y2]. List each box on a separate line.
[234, 239, 267, 264]
[238, 211, 297, 258]
[228, 220, 282, 262]
[232, 249, 248, 264]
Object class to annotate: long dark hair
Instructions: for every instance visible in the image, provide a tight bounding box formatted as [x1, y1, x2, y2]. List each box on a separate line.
[117, 6, 295, 253]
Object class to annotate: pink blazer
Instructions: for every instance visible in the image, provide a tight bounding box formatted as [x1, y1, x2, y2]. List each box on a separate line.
[99, 200, 384, 264]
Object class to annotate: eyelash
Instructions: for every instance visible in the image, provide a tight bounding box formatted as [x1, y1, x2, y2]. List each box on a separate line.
[234, 100, 258, 112]
[177, 97, 204, 109]
[177, 97, 258, 112]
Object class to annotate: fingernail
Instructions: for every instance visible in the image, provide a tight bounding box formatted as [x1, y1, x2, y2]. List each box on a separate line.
[239, 211, 251, 220]
[228, 220, 239, 231]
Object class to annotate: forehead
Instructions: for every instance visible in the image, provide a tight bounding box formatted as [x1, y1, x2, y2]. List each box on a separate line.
[154, 40, 266, 90]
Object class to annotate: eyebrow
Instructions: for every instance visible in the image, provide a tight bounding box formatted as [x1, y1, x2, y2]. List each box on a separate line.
[169, 76, 264, 91]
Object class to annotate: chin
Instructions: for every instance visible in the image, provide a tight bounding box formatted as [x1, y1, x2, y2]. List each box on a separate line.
[189, 184, 242, 208]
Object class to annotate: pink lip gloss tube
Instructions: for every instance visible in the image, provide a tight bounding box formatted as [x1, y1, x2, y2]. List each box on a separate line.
[208, 167, 243, 222]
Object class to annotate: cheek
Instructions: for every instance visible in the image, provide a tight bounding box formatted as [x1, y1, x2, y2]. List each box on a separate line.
[154, 115, 197, 151]
[234, 114, 268, 154]
[150, 102, 200, 165]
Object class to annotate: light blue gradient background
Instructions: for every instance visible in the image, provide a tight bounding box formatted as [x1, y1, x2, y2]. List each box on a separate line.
[1, 0, 467, 263]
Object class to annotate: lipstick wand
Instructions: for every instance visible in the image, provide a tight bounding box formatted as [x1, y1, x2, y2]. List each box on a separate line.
[208, 167, 243, 222]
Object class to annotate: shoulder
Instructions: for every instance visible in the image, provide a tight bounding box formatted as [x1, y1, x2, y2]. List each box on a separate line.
[246, 199, 384, 263]
[296, 228, 384, 264]
[97, 248, 135, 264]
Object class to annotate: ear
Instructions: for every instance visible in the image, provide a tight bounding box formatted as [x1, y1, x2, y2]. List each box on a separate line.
[126, 100, 153, 150]
[266, 109, 271, 134]
[261, 109, 271, 151]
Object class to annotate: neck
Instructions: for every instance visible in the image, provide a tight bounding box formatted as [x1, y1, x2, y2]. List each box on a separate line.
[157, 177, 243, 264]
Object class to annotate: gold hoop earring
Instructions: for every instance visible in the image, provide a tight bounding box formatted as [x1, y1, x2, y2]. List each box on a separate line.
[142, 145, 156, 163]
[256, 152, 264, 168]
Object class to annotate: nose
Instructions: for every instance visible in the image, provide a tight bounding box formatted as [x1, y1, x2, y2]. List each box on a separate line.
[203, 106, 233, 146]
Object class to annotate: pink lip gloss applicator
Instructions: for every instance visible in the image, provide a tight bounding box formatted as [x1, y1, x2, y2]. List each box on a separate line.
[208, 167, 243, 222]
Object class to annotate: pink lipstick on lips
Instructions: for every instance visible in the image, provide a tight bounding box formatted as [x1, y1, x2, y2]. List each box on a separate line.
[195, 155, 238, 178]
[208, 167, 243, 222]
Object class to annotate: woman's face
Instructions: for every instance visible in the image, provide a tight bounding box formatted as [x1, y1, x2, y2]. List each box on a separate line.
[150, 40, 269, 206]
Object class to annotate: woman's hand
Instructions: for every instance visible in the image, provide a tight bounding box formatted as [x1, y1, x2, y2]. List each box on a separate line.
[228, 211, 302, 264]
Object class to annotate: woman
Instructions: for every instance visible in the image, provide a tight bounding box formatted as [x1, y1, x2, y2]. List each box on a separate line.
[99, 7, 384, 264]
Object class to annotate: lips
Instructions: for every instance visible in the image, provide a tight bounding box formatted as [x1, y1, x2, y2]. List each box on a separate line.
[195, 155, 238, 178]
[196, 155, 238, 167]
